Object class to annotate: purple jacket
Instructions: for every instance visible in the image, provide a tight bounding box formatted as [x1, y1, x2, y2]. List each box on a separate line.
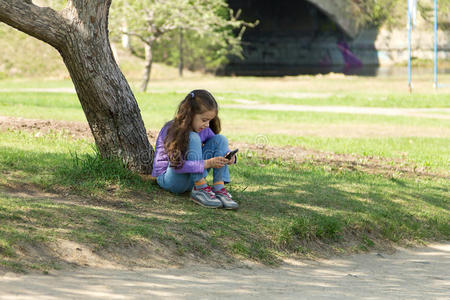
[152, 121, 216, 177]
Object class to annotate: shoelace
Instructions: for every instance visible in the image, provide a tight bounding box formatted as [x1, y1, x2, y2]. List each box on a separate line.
[198, 186, 216, 198]
[215, 188, 232, 199]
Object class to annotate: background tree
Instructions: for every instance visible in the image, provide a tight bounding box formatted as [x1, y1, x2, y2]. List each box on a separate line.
[0, 0, 154, 174]
[353, 0, 450, 28]
[110, 0, 257, 92]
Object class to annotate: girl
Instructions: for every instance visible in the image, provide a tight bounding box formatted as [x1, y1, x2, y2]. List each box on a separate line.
[152, 89, 238, 209]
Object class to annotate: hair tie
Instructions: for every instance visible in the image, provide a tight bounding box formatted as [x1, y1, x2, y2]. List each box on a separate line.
[190, 92, 195, 99]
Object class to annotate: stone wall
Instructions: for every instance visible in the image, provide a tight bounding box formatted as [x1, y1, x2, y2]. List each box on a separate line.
[369, 27, 450, 65]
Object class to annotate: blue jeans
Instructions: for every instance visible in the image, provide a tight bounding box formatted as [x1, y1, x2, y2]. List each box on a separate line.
[157, 132, 231, 194]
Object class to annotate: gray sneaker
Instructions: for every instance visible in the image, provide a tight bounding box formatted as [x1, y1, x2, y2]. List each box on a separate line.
[214, 188, 238, 210]
[191, 186, 223, 208]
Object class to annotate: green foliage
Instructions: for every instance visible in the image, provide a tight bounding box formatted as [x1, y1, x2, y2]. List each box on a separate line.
[418, 0, 450, 30]
[152, 29, 240, 72]
[109, 0, 250, 73]
[354, 0, 404, 27]
[355, 0, 450, 28]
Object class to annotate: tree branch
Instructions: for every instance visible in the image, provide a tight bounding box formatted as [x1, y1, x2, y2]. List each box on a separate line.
[122, 31, 153, 46]
[63, 0, 111, 41]
[129, 43, 145, 60]
[0, 0, 66, 48]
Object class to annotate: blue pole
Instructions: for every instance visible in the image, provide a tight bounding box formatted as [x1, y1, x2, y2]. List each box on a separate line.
[434, 0, 438, 88]
[408, 0, 412, 92]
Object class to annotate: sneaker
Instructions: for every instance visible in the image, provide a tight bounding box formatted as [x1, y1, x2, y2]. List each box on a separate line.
[214, 188, 238, 210]
[191, 186, 223, 208]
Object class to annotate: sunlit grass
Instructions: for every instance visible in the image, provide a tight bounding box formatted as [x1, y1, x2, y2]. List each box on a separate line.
[0, 89, 448, 171]
[0, 130, 448, 272]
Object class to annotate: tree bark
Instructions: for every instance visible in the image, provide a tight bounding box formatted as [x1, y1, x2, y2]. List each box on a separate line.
[140, 43, 153, 92]
[0, 0, 154, 174]
[178, 28, 184, 77]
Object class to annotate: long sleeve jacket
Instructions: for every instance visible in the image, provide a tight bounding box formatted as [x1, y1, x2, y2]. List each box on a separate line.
[151, 121, 216, 177]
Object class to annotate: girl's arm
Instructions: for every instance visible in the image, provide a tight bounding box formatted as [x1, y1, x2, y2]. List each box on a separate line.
[151, 125, 171, 177]
[173, 160, 205, 174]
[200, 128, 237, 165]
[200, 127, 215, 143]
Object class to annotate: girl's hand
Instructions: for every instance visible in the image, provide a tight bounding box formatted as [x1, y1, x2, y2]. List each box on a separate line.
[226, 153, 237, 165]
[205, 157, 229, 169]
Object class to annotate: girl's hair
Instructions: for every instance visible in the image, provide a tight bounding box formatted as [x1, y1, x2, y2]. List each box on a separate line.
[164, 89, 221, 168]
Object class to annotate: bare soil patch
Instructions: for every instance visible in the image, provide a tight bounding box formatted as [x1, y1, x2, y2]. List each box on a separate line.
[0, 115, 158, 141]
[6, 176, 302, 278]
[0, 243, 448, 299]
[0, 184, 245, 271]
[0, 116, 92, 139]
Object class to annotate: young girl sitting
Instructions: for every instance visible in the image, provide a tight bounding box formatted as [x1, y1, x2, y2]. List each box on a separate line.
[152, 89, 238, 210]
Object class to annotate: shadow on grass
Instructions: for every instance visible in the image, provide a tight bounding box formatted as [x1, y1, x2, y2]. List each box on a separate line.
[0, 146, 449, 272]
[229, 158, 449, 250]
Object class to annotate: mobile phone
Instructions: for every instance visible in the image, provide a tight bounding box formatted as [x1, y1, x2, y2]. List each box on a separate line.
[224, 149, 239, 160]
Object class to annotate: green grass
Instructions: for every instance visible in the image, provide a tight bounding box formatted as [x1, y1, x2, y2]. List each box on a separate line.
[220, 107, 449, 127]
[0, 131, 154, 196]
[0, 90, 448, 171]
[231, 134, 450, 170]
[2, 80, 450, 108]
[0, 130, 448, 272]
[0, 91, 447, 130]
[0, 78, 449, 272]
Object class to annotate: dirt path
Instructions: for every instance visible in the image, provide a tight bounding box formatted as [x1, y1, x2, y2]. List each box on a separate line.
[1, 87, 449, 119]
[223, 103, 450, 119]
[1, 243, 448, 299]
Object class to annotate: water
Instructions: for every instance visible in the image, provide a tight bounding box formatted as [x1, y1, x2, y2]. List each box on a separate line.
[223, 64, 450, 77]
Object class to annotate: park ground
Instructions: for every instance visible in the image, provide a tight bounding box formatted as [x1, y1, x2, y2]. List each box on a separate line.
[0, 71, 449, 275]
[1, 243, 449, 299]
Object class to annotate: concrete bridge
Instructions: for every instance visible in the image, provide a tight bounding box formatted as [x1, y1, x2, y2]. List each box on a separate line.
[305, 0, 361, 38]
[224, 0, 372, 76]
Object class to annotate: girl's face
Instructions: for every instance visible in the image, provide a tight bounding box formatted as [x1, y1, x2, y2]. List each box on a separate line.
[192, 110, 216, 133]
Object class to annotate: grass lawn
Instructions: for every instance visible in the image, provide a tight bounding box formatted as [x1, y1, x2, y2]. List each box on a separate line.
[0, 87, 448, 171]
[0, 130, 448, 273]
[0, 77, 449, 272]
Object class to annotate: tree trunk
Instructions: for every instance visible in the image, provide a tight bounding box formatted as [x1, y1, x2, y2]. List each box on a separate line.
[59, 24, 154, 174]
[178, 28, 184, 77]
[140, 43, 153, 92]
[0, 0, 154, 174]
[121, 18, 130, 50]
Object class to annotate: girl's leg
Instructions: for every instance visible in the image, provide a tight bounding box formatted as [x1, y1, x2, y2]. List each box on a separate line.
[186, 132, 210, 186]
[157, 167, 193, 194]
[187, 132, 222, 208]
[157, 132, 208, 194]
[202, 134, 231, 184]
[203, 134, 238, 210]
